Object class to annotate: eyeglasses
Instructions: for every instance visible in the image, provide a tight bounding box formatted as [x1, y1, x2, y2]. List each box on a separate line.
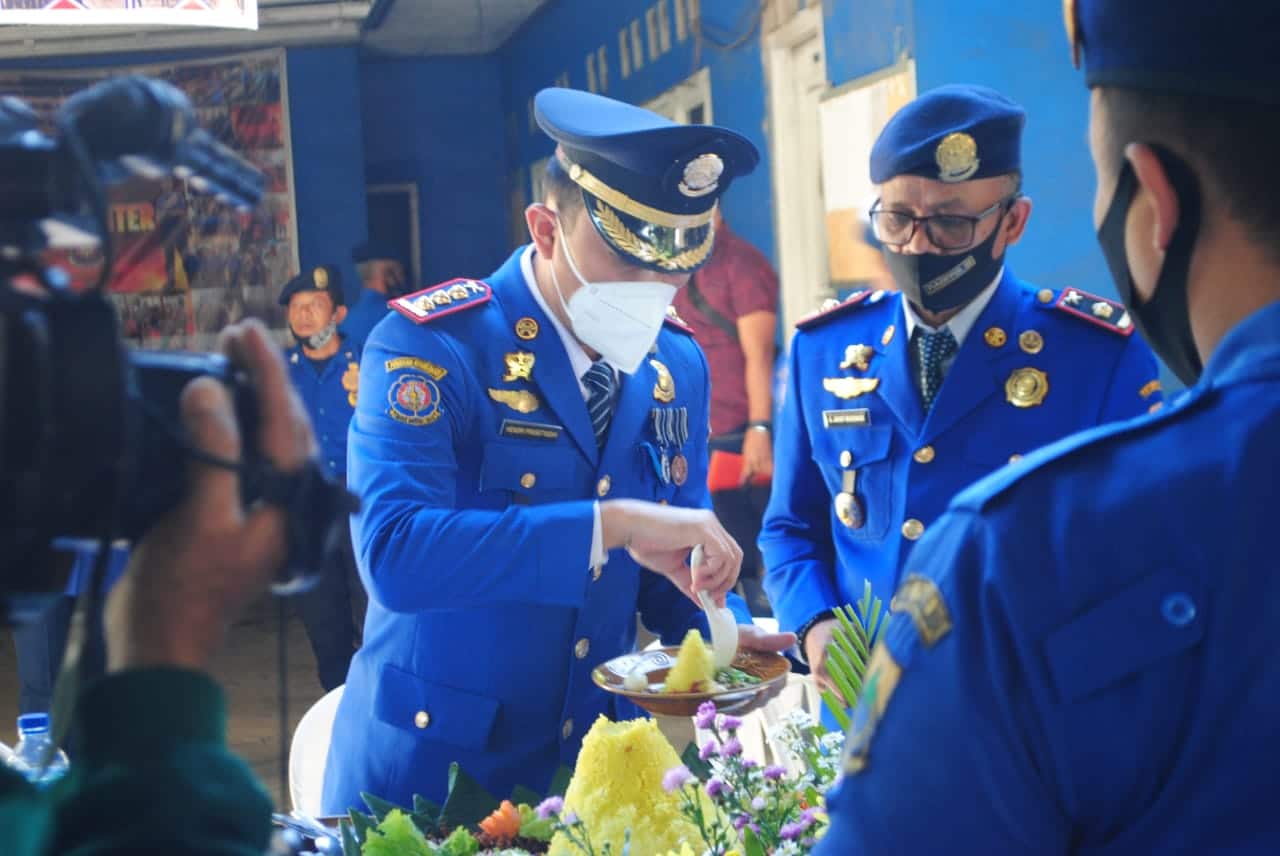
[869, 195, 1018, 251]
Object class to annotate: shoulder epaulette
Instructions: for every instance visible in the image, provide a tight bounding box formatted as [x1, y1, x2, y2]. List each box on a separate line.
[390, 278, 492, 325]
[664, 304, 695, 335]
[795, 289, 888, 331]
[1046, 286, 1134, 336]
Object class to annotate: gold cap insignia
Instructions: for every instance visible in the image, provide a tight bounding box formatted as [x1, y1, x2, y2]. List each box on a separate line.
[1005, 367, 1049, 408]
[503, 351, 536, 383]
[313, 267, 329, 289]
[488, 388, 541, 415]
[823, 376, 881, 400]
[679, 153, 725, 198]
[935, 132, 980, 183]
[839, 344, 874, 372]
[650, 359, 676, 403]
[514, 317, 540, 341]
[1063, 0, 1082, 69]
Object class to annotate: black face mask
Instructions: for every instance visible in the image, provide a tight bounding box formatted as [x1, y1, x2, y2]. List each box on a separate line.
[1096, 146, 1203, 385]
[881, 214, 1007, 314]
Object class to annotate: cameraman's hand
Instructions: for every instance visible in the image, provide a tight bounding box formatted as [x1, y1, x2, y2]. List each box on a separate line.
[106, 320, 314, 672]
[600, 499, 742, 607]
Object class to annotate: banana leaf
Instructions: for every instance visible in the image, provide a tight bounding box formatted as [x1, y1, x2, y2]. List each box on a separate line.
[439, 762, 499, 829]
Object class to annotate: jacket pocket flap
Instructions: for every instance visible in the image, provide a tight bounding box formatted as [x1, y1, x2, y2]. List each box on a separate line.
[479, 440, 579, 492]
[813, 424, 893, 467]
[374, 664, 500, 751]
[1044, 570, 1204, 703]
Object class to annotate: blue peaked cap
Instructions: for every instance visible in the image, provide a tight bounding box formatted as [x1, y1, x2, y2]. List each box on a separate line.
[870, 84, 1025, 184]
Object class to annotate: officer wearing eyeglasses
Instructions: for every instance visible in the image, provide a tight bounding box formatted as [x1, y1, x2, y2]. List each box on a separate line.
[760, 84, 1162, 703]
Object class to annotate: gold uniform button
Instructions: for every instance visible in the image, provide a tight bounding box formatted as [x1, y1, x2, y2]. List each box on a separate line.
[414, 710, 431, 729]
[597, 476, 611, 497]
[902, 518, 925, 541]
[839, 450, 852, 468]
[913, 446, 935, 464]
[574, 638, 590, 659]
[520, 472, 537, 489]
[1009, 453, 1023, 463]
[1019, 330, 1044, 354]
[983, 326, 1007, 347]
[562, 719, 574, 740]
[1037, 288, 1055, 304]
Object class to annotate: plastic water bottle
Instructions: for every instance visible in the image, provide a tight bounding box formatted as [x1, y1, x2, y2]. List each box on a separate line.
[8, 713, 69, 787]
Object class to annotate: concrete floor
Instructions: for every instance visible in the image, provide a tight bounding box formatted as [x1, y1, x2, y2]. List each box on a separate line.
[0, 595, 327, 809]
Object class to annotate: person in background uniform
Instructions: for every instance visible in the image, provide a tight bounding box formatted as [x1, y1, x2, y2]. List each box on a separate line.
[760, 84, 1162, 700]
[670, 207, 780, 616]
[280, 265, 361, 692]
[817, 2, 1280, 852]
[322, 88, 796, 812]
[342, 239, 410, 348]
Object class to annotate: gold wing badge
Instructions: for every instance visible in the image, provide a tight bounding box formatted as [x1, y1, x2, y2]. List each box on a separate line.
[823, 376, 880, 400]
[488, 388, 541, 414]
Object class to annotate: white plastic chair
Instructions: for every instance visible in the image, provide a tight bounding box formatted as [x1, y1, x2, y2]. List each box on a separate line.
[288, 685, 344, 815]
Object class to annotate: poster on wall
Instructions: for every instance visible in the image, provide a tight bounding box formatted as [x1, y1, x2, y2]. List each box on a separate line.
[0, 48, 297, 351]
[819, 61, 916, 290]
[0, 0, 257, 30]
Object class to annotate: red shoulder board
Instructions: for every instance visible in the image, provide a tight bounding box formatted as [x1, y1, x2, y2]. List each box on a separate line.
[664, 304, 695, 335]
[795, 290, 882, 331]
[1052, 287, 1134, 336]
[390, 279, 492, 325]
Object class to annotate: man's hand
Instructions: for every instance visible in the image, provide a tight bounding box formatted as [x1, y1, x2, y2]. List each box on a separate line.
[803, 617, 841, 700]
[600, 499, 743, 607]
[740, 429, 773, 485]
[106, 320, 315, 672]
[737, 621, 796, 655]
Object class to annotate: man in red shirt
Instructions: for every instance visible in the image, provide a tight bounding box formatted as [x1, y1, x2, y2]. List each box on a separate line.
[671, 208, 780, 615]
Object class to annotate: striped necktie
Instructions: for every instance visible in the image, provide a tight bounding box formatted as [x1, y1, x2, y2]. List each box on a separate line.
[583, 360, 616, 449]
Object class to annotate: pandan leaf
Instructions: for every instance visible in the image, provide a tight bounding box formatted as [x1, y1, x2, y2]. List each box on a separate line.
[339, 819, 362, 856]
[346, 808, 377, 841]
[681, 739, 713, 781]
[821, 688, 851, 731]
[410, 795, 442, 836]
[547, 764, 574, 797]
[834, 606, 871, 662]
[822, 590, 890, 723]
[359, 792, 403, 823]
[825, 649, 863, 706]
[439, 762, 499, 829]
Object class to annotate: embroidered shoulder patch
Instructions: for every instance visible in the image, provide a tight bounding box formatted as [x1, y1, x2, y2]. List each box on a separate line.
[795, 289, 886, 331]
[390, 278, 492, 325]
[664, 304, 696, 335]
[1052, 287, 1134, 336]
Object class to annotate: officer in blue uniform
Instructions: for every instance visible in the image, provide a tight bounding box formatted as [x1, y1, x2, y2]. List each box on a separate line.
[322, 88, 797, 812]
[760, 84, 1162, 695]
[281, 265, 361, 692]
[342, 239, 409, 349]
[817, 2, 1280, 852]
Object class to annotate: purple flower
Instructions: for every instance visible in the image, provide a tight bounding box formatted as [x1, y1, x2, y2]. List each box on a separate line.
[719, 737, 743, 757]
[780, 822, 805, 840]
[763, 764, 787, 781]
[564, 810, 579, 826]
[705, 777, 727, 799]
[733, 814, 751, 830]
[718, 714, 743, 731]
[799, 807, 819, 828]
[698, 740, 717, 761]
[741, 758, 759, 769]
[662, 765, 695, 793]
[750, 796, 767, 811]
[535, 796, 564, 819]
[802, 838, 817, 848]
[694, 701, 717, 730]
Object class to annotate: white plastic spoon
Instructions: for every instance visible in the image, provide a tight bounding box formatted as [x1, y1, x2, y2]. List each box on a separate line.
[692, 544, 739, 670]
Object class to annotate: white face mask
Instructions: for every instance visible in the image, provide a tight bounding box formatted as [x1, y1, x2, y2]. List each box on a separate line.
[550, 222, 677, 374]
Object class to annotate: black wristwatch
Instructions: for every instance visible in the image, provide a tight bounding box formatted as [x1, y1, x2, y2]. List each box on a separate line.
[747, 420, 772, 433]
[796, 609, 837, 664]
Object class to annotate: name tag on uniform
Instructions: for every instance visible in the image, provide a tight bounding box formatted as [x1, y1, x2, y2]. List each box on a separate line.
[823, 408, 871, 429]
[499, 419, 563, 441]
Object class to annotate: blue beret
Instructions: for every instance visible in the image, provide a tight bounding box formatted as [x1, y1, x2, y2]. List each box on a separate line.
[1068, 0, 1280, 105]
[534, 88, 759, 273]
[352, 240, 405, 265]
[870, 84, 1025, 184]
[278, 265, 344, 307]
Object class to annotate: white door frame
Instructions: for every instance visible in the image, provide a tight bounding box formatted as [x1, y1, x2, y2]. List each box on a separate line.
[643, 65, 713, 124]
[765, 5, 827, 340]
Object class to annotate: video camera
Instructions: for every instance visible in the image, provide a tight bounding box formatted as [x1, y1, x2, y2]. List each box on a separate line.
[0, 76, 354, 620]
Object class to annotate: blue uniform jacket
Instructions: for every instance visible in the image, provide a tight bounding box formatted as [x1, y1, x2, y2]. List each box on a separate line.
[342, 287, 391, 350]
[819, 299, 1280, 854]
[286, 340, 360, 479]
[761, 270, 1162, 634]
[322, 246, 745, 812]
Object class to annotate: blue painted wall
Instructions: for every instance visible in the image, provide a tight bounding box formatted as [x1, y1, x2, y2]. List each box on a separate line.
[498, 0, 776, 263]
[359, 56, 510, 285]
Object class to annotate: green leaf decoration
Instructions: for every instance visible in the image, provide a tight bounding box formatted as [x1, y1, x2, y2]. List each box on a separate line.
[359, 792, 402, 823]
[339, 819, 361, 856]
[439, 761, 499, 829]
[547, 764, 574, 798]
[510, 784, 543, 807]
[347, 807, 377, 841]
[821, 581, 889, 725]
[681, 739, 713, 781]
[743, 826, 769, 856]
